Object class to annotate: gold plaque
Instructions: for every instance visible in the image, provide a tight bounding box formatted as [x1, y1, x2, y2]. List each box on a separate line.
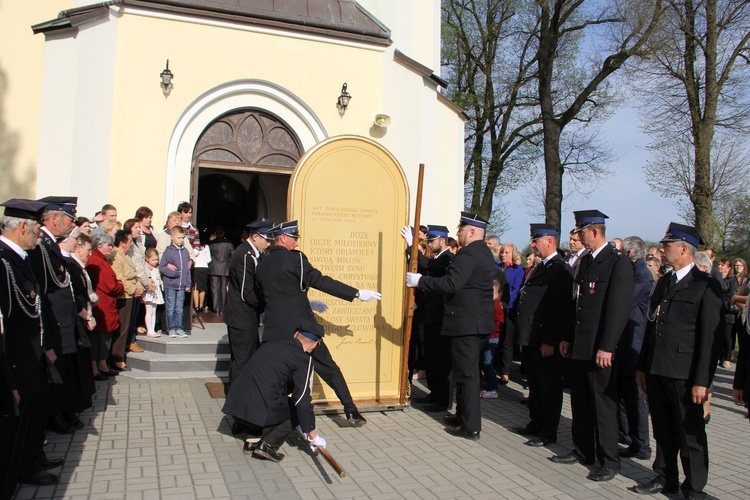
[289, 136, 409, 407]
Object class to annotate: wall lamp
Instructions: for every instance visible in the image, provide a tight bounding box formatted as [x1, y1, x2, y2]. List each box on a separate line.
[337, 82, 351, 109]
[160, 60, 174, 91]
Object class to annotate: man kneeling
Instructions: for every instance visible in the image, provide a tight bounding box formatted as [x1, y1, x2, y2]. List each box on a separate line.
[222, 318, 326, 462]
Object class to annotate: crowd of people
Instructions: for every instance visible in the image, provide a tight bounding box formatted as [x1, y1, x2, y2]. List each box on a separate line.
[2, 196, 750, 499]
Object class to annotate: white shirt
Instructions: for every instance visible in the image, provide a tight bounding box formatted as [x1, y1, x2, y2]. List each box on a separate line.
[590, 242, 610, 260]
[674, 262, 695, 283]
[0, 235, 26, 259]
[542, 251, 559, 266]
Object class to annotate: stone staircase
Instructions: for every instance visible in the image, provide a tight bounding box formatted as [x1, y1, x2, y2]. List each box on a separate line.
[120, 315, 230, 380]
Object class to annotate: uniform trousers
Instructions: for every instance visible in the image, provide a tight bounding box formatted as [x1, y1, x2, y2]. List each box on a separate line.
[312, 341, 356, 413]
[522, 346, 563, 441]
[452, 334, 484, 433]
[646, 375, 708, 498]
[424, 322, 451, 407]
[569, 359, 620, 470]
[226, 319, 260, 388]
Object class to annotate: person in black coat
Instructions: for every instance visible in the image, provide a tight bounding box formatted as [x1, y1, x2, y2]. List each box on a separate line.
[553, 210, 634, 483]
[0, 199, 63, 495]
[616, 236, 654, 461]
[513, 224, 573, 447]
[222, 318, 328, 463]
[407, 212, 496, 440]
[255, 220, 381, 425]
[223, 219, 273, 395]
[733, 301, 750, 421]
[634, 223, 721, 499]
[402, 225, 455, 412]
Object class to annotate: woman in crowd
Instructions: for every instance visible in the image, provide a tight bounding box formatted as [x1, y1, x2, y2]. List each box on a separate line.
[110, 230, 143, 370]
[732, 258, 749, 363]
[719, 258, 739, 368]
[102, 219, 121, 238]
[85, 233, 124, 378]
[497, 242, 525, 384]
[124, 218, 154, 350]
[135, 206, 157, 250]
[76, 216, 92, 235]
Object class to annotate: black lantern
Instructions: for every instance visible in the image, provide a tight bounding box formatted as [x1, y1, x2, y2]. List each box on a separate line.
[337, 82, 351, 109]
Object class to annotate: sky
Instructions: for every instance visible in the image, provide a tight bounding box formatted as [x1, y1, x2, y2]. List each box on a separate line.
[495, 105, 680, 248]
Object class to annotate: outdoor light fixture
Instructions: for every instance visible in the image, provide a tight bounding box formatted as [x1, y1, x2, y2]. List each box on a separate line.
[160, 60, 174, 90]
[337, 83, 351, 109]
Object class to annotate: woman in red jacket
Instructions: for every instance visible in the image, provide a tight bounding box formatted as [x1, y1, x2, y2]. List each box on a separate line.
[85, 233, 124, 379]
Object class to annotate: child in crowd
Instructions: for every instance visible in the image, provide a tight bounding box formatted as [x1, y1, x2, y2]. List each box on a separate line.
[160, 226, 192, 338]
[192, 238, 211, 314]
[143, 248, 164, 337]
[480, 279, 505, 398]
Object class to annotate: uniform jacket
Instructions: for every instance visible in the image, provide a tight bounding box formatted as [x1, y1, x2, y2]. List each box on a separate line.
[617, 258, 654, 375]
[515, 253, 573, 347]
[256, 246, 358, 342]
[638, 266, 721, 387]
[417, 240, 495, 337]
[416, 248, 454, 325]
[0, 240, 46, 407]
[208, 237, 234, 276]
[222, 338, 316, 432]
[28, 228, 78, 355]
[224, 239, 263, 329]
[111, 248, 139, 298]
[66, 256, 93, 348]
[568, 244, 634, 360]
[86, 249, 124, 333]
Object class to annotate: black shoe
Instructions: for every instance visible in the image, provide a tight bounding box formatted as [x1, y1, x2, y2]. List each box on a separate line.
[444, 425, 480, 440]
[549, 451, 590, 465]
[704, 413, 711, 425]
[95, 372, 109, 381]
[20, 471, 60, 485]
[63, 413, 84, 430]
[525, 436, 555, 447]
[511, 425, 539, 436]
[252, 441, 285, 462]
[619, 446, 651, 460]
[413, 395, 435, 404]
[345, 411, 367, 426]
[422, 404, 449, 413]
[631, 477, 679, 495]
[242, 438, 260, 455]
[41, 457, 64, 470]
[48, 415, 74, 435]
[587, 466, 617, 482]
[519, 397, 529, 405]
[443, 413, 461, 426]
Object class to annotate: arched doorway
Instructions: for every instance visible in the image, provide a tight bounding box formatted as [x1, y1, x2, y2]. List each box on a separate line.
[191, 109, 303, 243]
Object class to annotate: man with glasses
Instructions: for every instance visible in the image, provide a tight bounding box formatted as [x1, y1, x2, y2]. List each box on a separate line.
[552, 210, 634, 483]
[256, 220, 381, 426]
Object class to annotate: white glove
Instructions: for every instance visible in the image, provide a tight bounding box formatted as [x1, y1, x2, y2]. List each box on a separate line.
[400, 226, 413, 247]
[358, 290, 382, 301]
[406, 273, 422, 288]
[308, 434, 326, 451]
[309, 300, 328, 313]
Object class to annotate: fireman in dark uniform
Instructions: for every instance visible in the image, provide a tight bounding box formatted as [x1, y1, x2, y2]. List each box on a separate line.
[255, 220, 381, 425]
[1, 199, 64, 497]
[222, 318, 328, 463]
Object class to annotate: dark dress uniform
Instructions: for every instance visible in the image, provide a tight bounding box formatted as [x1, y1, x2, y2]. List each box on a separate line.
[418, 248, 454, 407]
[515, 252, 572, 443]
[416, 239, 496, 434]
[256, 245, 360, 413]
[0, 227, 54, 493]
[223, 238, 264, 387]
[65, 256, 96, 410]
[638, 264, 721, 498]
[567, 243, 633, 471]
[222, 337, 317, 447]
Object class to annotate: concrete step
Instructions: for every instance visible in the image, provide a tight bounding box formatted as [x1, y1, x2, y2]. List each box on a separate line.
[133, 328, 229, 355]
[127, 351, 230, 373]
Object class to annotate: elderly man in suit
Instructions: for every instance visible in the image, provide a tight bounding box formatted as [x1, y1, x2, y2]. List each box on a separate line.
[407, 212, 496, 440]
[552, 210, 634, 482]
[633, 223, 721, 499]
[513, 224, 573, 447]
[208, 226, 234, 314]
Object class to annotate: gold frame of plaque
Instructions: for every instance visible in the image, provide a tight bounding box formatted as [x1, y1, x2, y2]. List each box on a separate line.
[288, 136, 409, 411]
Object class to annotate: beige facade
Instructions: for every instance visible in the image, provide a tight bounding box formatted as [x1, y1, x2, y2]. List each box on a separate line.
[1, 0, 464, 229]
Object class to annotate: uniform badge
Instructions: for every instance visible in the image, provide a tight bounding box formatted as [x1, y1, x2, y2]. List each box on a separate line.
[30, 290, 36, 300]
[589, 282, 596, 294]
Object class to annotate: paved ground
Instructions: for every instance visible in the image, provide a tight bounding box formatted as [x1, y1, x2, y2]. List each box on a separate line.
[15, 363, 750, 499]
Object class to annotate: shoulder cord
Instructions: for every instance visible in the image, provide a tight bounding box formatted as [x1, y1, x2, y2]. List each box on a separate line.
[240, 250, 258, 302]
[294, 355, 314, 406]
[299, 252, 308, 292]
[1, 257, 41, 319]
[39, 243, 70, 289]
